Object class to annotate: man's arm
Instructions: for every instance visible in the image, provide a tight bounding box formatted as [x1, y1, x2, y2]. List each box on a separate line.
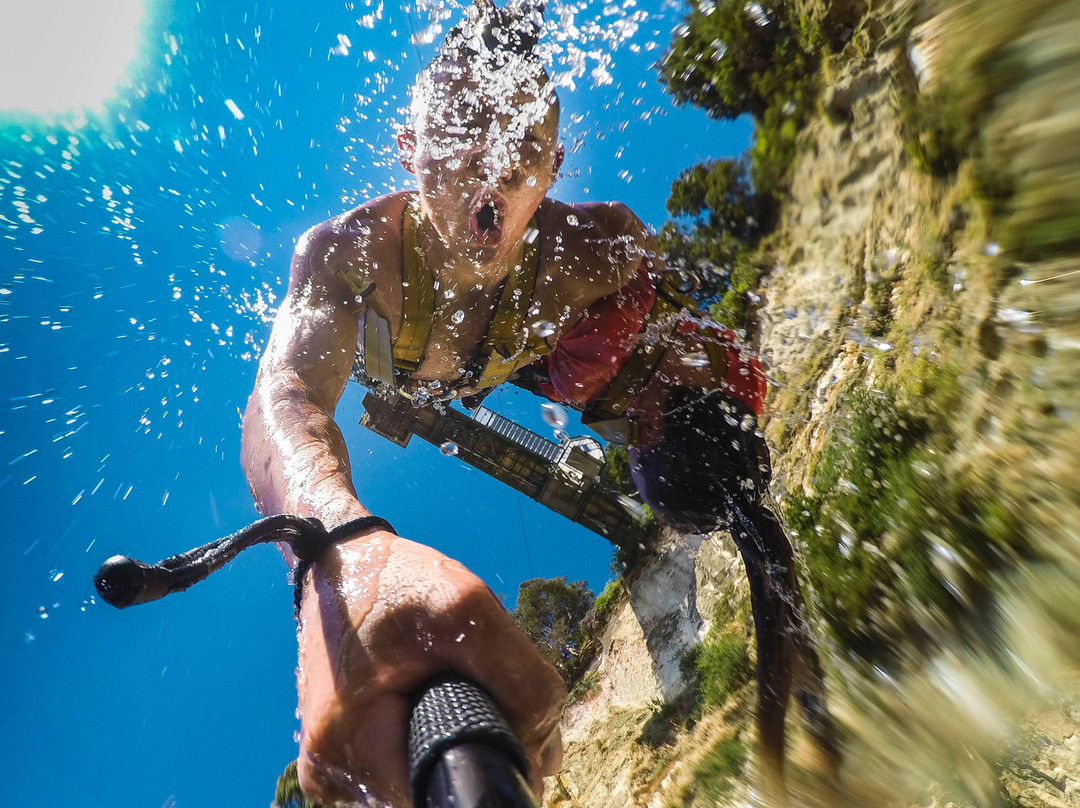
[241, 223, 368, 533]
[241, 222, 565, 807]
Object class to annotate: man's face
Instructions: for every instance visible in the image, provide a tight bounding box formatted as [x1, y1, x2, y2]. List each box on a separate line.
[407, 65, 561, 254]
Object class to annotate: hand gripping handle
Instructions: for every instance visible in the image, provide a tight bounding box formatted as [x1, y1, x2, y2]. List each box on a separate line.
[409, 676, 538, 808]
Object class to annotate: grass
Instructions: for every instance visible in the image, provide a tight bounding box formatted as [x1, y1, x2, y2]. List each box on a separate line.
[670, 737, 748, 806]
[783, 384, 1031, 668]
[693, 634, 754, 710]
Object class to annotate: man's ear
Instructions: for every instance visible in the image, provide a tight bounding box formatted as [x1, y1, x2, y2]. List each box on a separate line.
[552, 142, 565, 177]
[397, 129, 417, 173]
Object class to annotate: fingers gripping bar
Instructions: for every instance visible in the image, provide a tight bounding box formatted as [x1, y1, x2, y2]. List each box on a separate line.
[92, 515, 538, 808]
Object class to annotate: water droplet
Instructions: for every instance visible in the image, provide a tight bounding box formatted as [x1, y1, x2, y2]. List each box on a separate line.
[532, 319, 556, 338]
[524, 227, 539, 244]
[985, 241, 1000, 256]
[330, 33, 351, 56]
[680, 352, 710, 368]
[25, 632, 35, 644]
[49, 569, 64, 582]
[541, 402, 569, 429]
[38, 606, 49, 619]
[526, 176, 537, 187]
[554, 429, 568, 442]
[440, 441, 459, 456]
[745, 2, 770, 26]
[566, 214, 579, 226]
[451, 309, 465, 325]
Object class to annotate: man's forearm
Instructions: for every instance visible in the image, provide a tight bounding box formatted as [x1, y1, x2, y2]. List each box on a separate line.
[241, 371, 370, 531]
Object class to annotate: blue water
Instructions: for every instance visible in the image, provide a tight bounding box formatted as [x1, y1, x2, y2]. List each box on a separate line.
[0, 1, 749, 804]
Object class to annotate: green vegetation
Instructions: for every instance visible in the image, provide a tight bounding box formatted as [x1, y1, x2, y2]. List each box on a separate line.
[656, 0, 853, 331]
[683, 594, 754, 711]
[783, 386, 1031, 667]
[600, 442, 637, 495]
[593, 578, 624, 618]
[660, 0, 843, 199]
[273, 760, 331, 808]
[656, 158, 766, 331]
[691, 632, 754, 709]
[513, 576, 594, 684]
[673, 737, 748, 805]
[899, 81, 967, 178]
[515, 575, 631, 692]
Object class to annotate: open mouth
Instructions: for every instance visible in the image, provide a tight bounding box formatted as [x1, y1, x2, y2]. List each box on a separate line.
[469, 193, 505, 245]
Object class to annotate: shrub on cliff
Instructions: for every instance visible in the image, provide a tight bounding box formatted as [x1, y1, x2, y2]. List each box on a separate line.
[660, 0, 821, 196]
[513, 576, 594, 684]
[658, 158, 766, 329]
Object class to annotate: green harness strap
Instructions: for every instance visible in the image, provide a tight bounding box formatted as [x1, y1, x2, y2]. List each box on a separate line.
[395, 194, 436, 372]
[470, 229, 547, 389]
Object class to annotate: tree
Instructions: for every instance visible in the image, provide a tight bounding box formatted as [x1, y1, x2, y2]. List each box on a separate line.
[657, 158, 766, 323]
[659, 0, 821, 197]
[660, 0, 808, 121]
[513, 576, 594, 684]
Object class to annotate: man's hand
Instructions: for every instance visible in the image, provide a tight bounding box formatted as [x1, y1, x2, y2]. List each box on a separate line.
[294, 531, 566, 806]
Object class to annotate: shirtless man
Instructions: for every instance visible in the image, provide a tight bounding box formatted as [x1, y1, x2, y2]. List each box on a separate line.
[242, 1, 832, 804]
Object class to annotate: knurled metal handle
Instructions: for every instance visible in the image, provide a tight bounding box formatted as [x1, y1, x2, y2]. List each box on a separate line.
[408, 676, 530, 802]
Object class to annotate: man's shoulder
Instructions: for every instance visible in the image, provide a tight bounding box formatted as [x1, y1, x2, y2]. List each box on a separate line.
[296, 193, 411, 260]
[537, 198, 653, 292]
[539, 198, 645, 239]
[289, 193, 412, 298]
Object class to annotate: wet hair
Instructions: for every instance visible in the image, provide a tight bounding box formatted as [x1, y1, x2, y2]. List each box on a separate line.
[444, 0, 546, 64]
[409, 0, 556, 132]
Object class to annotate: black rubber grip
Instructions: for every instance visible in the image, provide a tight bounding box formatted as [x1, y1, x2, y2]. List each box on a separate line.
[408, 676, 531, 805]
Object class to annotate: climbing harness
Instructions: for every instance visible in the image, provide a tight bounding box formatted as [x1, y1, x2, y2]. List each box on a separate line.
[351, 194, 550, 406]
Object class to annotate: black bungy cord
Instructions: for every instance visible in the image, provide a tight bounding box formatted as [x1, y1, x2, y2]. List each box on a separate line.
[93, 514, 396, 615]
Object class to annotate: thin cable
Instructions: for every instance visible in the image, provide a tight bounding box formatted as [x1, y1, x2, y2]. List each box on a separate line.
[497, 387, 535, 578]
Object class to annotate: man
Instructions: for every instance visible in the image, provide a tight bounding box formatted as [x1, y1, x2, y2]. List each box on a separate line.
[242, 1, 833, 804]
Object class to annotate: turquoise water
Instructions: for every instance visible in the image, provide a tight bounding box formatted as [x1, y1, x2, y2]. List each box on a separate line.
[0, 1, 748, 805]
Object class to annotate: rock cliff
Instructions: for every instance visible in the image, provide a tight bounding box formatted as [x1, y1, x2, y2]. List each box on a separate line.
[546, 1, 1080, 806]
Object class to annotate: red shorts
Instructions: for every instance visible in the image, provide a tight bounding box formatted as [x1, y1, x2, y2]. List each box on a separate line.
[538, 267, 766, 416]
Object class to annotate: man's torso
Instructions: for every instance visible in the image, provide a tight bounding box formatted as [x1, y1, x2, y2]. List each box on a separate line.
[312, 191, 648, 399]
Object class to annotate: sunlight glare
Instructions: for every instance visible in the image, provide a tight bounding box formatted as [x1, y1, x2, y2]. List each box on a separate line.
[0, 0, 147, 115]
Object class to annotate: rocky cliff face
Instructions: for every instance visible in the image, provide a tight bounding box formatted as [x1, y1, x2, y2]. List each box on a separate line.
[546, 1, 1080, 806]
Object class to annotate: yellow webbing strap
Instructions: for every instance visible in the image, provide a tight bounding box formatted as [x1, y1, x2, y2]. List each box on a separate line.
[392, 195, 546, 391]
[395, 194, 435, 371]
[471, 225, 548, 388]
[362, 309, 395, 387]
